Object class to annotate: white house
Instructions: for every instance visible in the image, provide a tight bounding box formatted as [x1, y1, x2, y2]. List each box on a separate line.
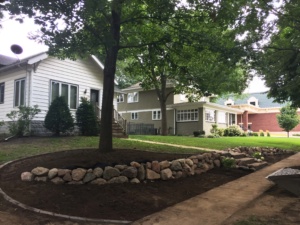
[0, 52, 117, 135]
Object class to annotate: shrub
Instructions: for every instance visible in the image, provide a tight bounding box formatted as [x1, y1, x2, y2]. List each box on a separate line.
[240, 132, 247, 137]
[193, 131, 200, 137]
[252, 132, 259, 136]
[6, 105, 41, 137]
[76, 97, 99, 136]
[260, 132, 265, 137]
[223, 125, 242, 136]
[199, 130, 205, 135]
[267, 132, 270, 137]
[44, 96, 74, 136]
[221, 157, 236, 168]
[252, 152, 265, 160]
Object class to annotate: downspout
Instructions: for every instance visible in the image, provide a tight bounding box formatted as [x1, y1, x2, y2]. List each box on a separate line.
[173, 109, 176, 135]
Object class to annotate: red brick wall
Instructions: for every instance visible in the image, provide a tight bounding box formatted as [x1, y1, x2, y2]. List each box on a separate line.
[243, 112, 300, 132]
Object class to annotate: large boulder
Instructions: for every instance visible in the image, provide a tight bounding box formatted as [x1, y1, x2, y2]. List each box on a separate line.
[48, 168, 58, 179]
[121, 166, 137, 179]
[161, 168, 172, 180]
[71, 168, 87, 181]
[21, 172, 34, 181]
[31, 167, 49, 176]
[103, 166, 120, 180]
[108, 176, 129, 184]
[146, 169, 160, 180]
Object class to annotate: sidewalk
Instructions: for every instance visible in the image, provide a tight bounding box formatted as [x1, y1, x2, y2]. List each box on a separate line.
[132, 152, 300, 225]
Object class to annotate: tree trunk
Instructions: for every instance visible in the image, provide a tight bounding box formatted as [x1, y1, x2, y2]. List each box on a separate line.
[99, 1, 121, 152]
[160, 100, 168, 135]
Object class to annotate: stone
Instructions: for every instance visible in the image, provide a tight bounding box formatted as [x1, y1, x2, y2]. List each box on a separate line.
[185, 159, 194, 167]
[192, 158, 199, 164]
[196, 154, 204, 160]
[138, 164, 146, 180]
[72, 168, 87, 181]
[161, 168, 172, 180]
[93, 167, 104, 178]
[91, 178, 107, 185]
[31, 167, 49, 176]
[121, 166, 137, 179]
[87, 168, 93, 173]
[115, 165, 127, 171]
[130, 161, 141, 168]
[229, 151, 247, 159]
[108, 176, 129, 184]
[130, 178, 140, 184]
[213, 159, 221, 167]
[151, 161, 160, 173]
[21, 172, 34, 181]
[63, 172, 72, 182]
[174, 171, 183, 179]
[170, 160, 182, 171]
[146, 162, 152, 169]
[237, 158, 256, 166]
[103, 166, 120, 180]
[51, 177, 65, 184]
[57, 169, 71, 177]
[146, 169, 161, 180]
[195, 168, 205, 175]
[68, 181, 84, 185]
[83, 172, 96, 183]
[160, 160, 170, 170]
[248, 162, 268, 170]
[35, 176, 47, 182]
[48, 168, 58, 179]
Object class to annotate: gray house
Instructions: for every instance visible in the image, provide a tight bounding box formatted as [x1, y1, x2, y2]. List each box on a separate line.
[118, 83, 242, 135]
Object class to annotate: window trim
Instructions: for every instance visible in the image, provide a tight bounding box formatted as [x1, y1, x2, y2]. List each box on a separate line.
[127, 92, 139, 103]
[152, 110, 161, 120]
[205, 109, 215, 122]
[131, 112, 138, 120]
[50, 80, 79, 109]
[14, 78, 26, 107]
[117, 93, 124, 103]
[176, 109, 199, 122]
[0, 82, 4, 104]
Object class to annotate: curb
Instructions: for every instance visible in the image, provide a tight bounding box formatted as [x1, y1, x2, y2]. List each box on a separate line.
[0, 158, 132, 225]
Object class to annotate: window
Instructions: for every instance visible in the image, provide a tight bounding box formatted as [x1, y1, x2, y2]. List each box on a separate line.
[117, 94, 124, 103]
[152, 110, 161, 120]
[247, 97, 258, 107]
[128, 92, 138, 103]
[177, 109, 198, 122]
[229, 113, 236, 125]
[14, 79, 26, 107]
[205, 109, 215, 122]
[131, 112, 138, 120]
[224, 99, 234, 106]
[0, 82, 4, 104]
[218, 111, 226, 124]
[51, 80, 78, 109]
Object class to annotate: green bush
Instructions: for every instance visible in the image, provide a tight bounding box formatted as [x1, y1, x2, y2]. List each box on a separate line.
[240, 132, 247, 137]
[252, 132, 259, 136]
[252, 152, 265, 160]
[267, 132, 270, 137]
[221, 157, 236, 168]
[6, 105, 41, 137]
[193, 131, 200, 137]
[44, 96, 74, 136]
[76, 97, 99, 136]
[223, 125, 242, 136]
[260, 132, 265, 137]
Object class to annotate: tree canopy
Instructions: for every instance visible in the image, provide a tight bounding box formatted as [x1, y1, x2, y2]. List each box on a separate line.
[276, 103, 300, 137]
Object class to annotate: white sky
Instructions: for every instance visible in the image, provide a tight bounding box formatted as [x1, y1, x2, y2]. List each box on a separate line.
[0, 14, 269, 93]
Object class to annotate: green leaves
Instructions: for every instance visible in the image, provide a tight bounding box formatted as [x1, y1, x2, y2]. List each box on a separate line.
[277, 103, 300, 137]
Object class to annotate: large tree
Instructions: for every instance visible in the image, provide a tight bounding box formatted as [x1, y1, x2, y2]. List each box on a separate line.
[255, 0, 300, 107]
[6, 0, 272, 150]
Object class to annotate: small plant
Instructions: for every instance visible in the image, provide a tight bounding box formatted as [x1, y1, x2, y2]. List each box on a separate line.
[267, 132, 270, 137]
[260, 132, 265, 137]
[223, 125, 242, 136]
[6, 105, 41, 137]
[221, 157, 236, 168]
[252, 152, 264, 160]
[193, 131, 200, 137]
[240, 132, 247, 137]
[252, 132, 259, 136]
[44, 96, 74, 136]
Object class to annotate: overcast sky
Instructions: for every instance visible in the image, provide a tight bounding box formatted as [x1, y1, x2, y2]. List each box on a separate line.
[0, 14, 269, 93]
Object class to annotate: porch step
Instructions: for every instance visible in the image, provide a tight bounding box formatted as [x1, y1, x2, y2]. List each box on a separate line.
[236, 157, 256, 166]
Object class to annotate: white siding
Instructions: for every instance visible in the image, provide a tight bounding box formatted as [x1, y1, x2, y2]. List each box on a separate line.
[0, 67, 28, 121]
[31, 56, 105, 120]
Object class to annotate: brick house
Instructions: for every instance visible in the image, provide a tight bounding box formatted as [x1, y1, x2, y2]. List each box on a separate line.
[217, 92, 300, 133]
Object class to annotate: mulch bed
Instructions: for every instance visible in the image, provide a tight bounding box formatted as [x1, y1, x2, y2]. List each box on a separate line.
[0, 148, 292, 222]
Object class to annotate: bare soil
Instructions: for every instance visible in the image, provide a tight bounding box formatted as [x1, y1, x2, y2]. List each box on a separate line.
[0, 138, 296, 225]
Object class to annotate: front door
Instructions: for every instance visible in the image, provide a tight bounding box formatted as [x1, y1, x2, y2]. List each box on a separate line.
[90, 89, 100, 116]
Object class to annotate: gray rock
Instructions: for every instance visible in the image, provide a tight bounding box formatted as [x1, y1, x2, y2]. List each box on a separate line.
[83, 172, 96, 183]
[146, 169, 160, 180]
[170, 160, 183, 171]
[31, 167, 49, 176]
[161, 168, 172, 180]
[160, 160, 170, 170]
[48, 168, 58, 179]
[138, 164, 146, 180]
[146, 162, 152, 169]
[35, 176, 47, 182]
[151, 161, 160, 173]
[91, 178, 107, 185]
[130, 178, 140, 184]
[174, 171, 183, 179]
[103, 166, 120, 180]
[51, 177, 65, 184]
[57, 169, 71, 177]
[195, 168, 205, 175]
[130, 161, 141, 168]
[108, 176, 128, 184]
[63, 172, 72, 182]
[185, 159, 194, 167]
[213, 159, 221, 167]
[121, 166, 137, 179]
[115, 165, 127, 171]
[72, 168, 87, 181]
[93, 167, 104, 178]
[21, 172, 34, 181]
[68, 181, 84, 185]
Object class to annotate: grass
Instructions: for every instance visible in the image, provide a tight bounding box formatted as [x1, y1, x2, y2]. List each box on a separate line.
[0, 136, 201, 164]
[233, 216, 280, 225]
[129, 135, 300, 151]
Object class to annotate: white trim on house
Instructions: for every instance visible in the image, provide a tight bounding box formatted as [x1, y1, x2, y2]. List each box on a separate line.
[118, 108, 173, 114]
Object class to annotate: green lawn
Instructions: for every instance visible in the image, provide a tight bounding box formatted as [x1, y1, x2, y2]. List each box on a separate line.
[129, 135, 300, 151]
[1, 135, 299, 164]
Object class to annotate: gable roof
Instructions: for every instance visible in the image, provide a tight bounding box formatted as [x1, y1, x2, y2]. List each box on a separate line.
[216, 92, 285, 108]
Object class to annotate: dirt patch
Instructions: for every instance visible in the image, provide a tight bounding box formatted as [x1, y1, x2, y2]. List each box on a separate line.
[0, 147, 294, 224]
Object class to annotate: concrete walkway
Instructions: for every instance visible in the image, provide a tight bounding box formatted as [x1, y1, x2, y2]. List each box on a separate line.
[132, 152, 300, 225]
[126, 138, 219, 152]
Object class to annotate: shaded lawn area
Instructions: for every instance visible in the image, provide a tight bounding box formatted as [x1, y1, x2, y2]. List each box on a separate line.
[129, 135, 300, 152]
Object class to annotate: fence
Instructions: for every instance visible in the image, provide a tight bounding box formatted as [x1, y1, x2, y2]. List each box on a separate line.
[127, 123, 157, 135]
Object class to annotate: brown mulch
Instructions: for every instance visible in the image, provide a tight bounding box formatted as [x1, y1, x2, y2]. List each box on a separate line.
[0, 148, 292, 222]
